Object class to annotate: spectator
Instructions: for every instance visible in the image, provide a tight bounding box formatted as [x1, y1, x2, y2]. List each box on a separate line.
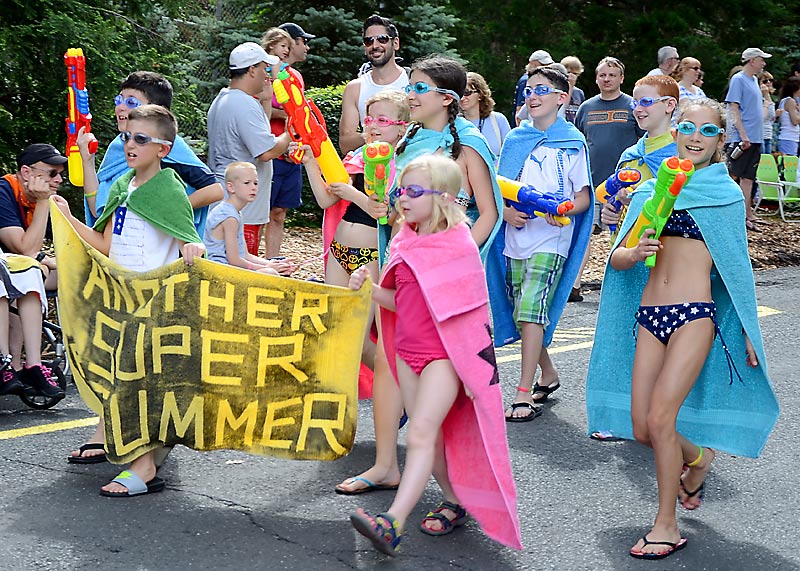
[776, 76, 800, 156]
[759, 72, 777, 154]
[647, 46, 680, 76]
[339, 14, 409, 154]
[573, 57, 644, 300]
[207, 42, 291, 256]
[695, 69, 705, 89]
[676, 57, 706, 103]
[514, 50, 554, 125]
[725, 47, 771, 231]
[0, 144, 63, 291]
[461, 72, 511, 159]
[560, 56, 586, 124]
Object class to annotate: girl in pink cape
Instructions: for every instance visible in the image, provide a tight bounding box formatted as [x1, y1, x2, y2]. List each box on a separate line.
[348, 154, 521, 556]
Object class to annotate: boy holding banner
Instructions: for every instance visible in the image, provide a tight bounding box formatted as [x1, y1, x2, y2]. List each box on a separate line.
[53, 104, 205, 497]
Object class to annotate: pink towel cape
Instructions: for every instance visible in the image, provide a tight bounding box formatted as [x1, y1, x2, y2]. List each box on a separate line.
[379, 223, 522, 549]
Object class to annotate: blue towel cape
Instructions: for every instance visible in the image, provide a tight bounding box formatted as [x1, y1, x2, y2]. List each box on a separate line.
[585, 162, 779, 457]
[378, 116, 503, 266]
[616, 135, 677, 175]
[87, 134, 211, 234]
[489, 118, 594, 347]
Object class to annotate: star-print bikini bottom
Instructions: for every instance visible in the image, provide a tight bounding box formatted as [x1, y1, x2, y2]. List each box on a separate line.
[635, 301, 743, 384]
[635, 301, 716, 345]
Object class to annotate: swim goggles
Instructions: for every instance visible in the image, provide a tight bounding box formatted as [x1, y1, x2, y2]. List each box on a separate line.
[392, 185, 449, 199]
[404, 82, 461, 101]
[629, 96, 672, 110]
[114, 94, 143, 109]
[676, 121, 725, 137]
[364, 115, 408, 127]
[120, 131, 173, 146]
[522, 85, 565, 98]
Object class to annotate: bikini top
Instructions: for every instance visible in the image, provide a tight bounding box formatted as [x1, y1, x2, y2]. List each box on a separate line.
[660, 209, 704, 241]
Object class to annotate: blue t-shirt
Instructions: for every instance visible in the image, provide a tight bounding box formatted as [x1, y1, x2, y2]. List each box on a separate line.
[514, 73, 529, 110]
[725, 72, 763, 143]
[0, 178, 25, 232]
[468, 112, 511, 160]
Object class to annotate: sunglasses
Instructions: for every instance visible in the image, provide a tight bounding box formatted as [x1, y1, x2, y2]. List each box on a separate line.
[120, 131, 173, 146]
[629, 96, 672, 110]
[761, 78, 773, 83]
[364, 115, 408, 127]
[522, 84, 565, 98]
[114, 94, 143, 109]
[363, 34, 392, 46]
[690, 66, 702, 71]
[676, 121, 725, 137]
[463, 89, 477, 96]
[28, 165, 62, 178]
[404, 82, 461, 101]
[392, 185, 448, 199]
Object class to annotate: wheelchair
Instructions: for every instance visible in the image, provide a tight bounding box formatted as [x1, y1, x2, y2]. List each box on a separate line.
[7, 291, 70, 410]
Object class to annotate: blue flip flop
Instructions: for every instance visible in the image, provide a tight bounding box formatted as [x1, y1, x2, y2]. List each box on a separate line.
[335, 476, 399, 495]
[100, 470, 166, 498]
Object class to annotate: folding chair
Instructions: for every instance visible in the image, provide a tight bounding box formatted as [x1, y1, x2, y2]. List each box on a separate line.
[779, 154, 800, 199]
[754, 154, 800, 222]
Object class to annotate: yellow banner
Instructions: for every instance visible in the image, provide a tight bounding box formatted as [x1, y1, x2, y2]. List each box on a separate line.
[51, 204, 371, 463]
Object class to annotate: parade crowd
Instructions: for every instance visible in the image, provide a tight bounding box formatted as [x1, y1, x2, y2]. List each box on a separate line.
[1, 14, 790, 561]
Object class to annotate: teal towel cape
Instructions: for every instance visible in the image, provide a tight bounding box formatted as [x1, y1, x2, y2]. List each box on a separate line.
[585, 162, 779, 458]
[377, 116, 503, 266]
[489, 118, 594, 347]
[616, 135, 677, 174]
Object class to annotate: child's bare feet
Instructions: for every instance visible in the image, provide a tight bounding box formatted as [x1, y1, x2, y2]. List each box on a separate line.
[679, 447, 714, 510]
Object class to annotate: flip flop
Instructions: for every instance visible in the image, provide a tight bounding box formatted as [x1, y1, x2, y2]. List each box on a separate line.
[531, 381, 561, 403]
[67, 442, 107, 464]
[335, 476, 399, 495]
[504, 402, 542, 423]
[100, 470, 166, 498]
[679, 479, 705, 510]
[589, 431, 623, 442]
[629, 534, 688, 560]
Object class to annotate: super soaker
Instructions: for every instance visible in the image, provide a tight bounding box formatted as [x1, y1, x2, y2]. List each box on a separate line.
[363, 142, 393, 225]
[625, 157, 695, 267]
[272, 69, 349, 184]
[64, 48, 98, 187]
[595, 168, 641, 232]
[497, 175, 574, 226]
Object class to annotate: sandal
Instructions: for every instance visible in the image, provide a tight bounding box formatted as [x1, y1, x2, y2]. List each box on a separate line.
[679, 479, 705, 510]
[531, 381, 561, 403]
[629, 534, 688, 560]
[419, 500, 468, 536]
[504, 401, 542, 422]
[350, 509, 402, 556]
[745, 220, 761, 232]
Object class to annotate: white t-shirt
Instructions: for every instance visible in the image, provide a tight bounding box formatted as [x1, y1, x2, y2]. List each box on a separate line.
[108, 181, 181, 271]
[504, 145, 591, 259]
[356, 68, 410, 125]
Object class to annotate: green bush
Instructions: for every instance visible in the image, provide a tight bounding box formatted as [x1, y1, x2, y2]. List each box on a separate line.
[286, 83, 347, 227]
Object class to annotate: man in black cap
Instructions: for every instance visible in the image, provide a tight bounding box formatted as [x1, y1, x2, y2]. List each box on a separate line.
[0, 144, 64, 288]
[264, 22, 316, 258]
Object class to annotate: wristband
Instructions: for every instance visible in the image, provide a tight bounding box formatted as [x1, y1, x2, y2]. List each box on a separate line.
[83, 191, 97, 198]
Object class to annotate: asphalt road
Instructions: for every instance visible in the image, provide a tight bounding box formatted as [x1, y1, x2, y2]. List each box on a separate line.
[1, 266, 798, 571]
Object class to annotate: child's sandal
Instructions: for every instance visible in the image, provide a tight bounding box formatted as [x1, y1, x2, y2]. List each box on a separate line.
[350, 509, 402, 556]
[419, 500, 468, 536]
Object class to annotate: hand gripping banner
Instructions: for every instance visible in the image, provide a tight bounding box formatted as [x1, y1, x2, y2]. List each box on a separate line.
[51, 204, 371, 463]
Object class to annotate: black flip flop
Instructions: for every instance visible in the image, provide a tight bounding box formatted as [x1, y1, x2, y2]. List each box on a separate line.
[505, 402, 542, 422]
[630, 534, 688, 560]
[67, 442, 107, 464]
[531, 381, 561, 403]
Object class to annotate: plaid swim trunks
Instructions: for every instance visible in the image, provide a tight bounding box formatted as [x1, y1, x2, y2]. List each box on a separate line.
[507, 252, 566, 325]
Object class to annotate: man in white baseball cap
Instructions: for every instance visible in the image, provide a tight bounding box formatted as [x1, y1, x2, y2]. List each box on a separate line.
[514, 50, 555, 124]
[207, 43, 290, 254]
[725, 47, 772, 231]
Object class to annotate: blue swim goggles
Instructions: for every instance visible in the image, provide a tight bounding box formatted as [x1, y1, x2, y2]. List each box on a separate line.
[522, 84, 565, 98]
[676, 121, 725, 137]
[629, 96, 672, 110]
[404, 82, 461, 101]
[114, 94, 143, 109]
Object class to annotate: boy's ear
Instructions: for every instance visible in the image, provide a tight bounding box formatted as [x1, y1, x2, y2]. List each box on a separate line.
[158, 143, 171, 158]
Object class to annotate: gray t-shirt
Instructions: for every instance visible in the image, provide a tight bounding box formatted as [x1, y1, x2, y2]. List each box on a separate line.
[574, 93, 645, 186]
[207, 88, 277, 225]
[725, 72, 763, 143]
[203, 201, 247, 264]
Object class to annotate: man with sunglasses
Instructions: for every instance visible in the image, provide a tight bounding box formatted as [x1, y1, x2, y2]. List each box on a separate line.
[647, 46, 680, 77]
[0, 144, 64, 288]
[339, 14, 409, 154]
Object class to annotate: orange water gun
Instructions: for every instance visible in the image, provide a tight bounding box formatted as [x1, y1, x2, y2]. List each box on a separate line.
[64, 48, 98, 187]
[272, 69, 348, 184]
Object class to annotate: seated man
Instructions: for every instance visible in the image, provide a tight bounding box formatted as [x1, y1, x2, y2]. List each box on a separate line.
[0, 144, 63, 290]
